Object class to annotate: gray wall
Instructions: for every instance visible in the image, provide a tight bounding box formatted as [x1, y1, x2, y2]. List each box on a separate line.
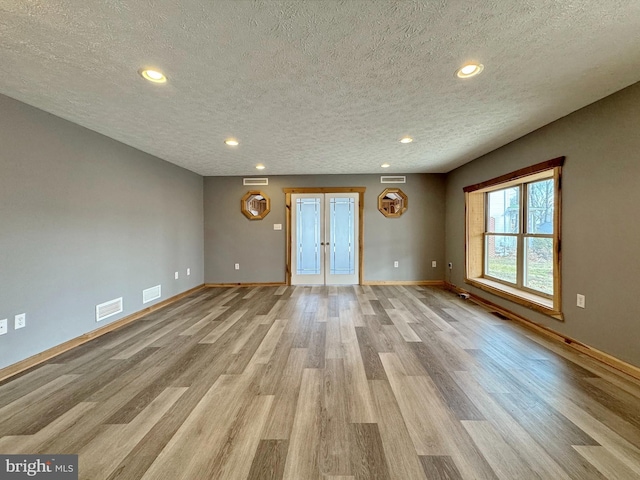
[205, 174, 445, 284]
[445, 81, 640, 367]
[0, 94, 204, 370]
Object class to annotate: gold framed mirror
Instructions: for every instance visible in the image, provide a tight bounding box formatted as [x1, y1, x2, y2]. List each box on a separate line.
[378, 188, 408, 217]
[241, 190, 271, 220]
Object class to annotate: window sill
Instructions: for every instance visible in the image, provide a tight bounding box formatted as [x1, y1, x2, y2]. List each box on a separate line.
[465, 277, 564, 321]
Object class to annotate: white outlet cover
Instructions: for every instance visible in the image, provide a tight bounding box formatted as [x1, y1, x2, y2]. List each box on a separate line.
[0, 319, 7, 335]
[394, 261, 399, 268]
[432, 261, 437, 267]
[15, 313, 26, 330]
[187, 268, 191, 276]
[274, 224, 282, 230]
[175, 271, 179, 279]
[235, 263, 240, 270]
[577, 294, 586, 308]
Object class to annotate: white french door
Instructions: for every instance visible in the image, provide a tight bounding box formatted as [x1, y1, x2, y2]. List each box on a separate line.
[291, 193, 359, 285]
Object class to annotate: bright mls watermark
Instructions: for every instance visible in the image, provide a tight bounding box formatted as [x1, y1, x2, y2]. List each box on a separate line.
[0, 455, 77, 479]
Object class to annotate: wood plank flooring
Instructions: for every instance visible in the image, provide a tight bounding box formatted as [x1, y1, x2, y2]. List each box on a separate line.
[1, 285, 640, 479]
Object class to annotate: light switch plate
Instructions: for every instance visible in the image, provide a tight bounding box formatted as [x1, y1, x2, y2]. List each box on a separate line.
[0, 319, 7, 335]
[432, 261, 437, 268]
[274, 224, 282, 230]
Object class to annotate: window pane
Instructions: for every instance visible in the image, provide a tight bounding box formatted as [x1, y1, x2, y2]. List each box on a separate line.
[524, 237, 553, 295]
[296, 198, 321, 275]
[487, 187, 519, 233]
[329, 197, 355, 275]
[527, 179, 554, 234]
[485, 235, 517, 284]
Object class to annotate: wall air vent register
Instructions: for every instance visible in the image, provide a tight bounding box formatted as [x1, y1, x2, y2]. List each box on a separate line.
[380, 176, 406, 184]
[142, 285, 162, 304]
[243, 178, 269, 186]
[95, 297, 123, 322]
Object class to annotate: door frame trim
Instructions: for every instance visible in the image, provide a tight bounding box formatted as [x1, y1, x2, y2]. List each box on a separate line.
[284, 187, 366, 286]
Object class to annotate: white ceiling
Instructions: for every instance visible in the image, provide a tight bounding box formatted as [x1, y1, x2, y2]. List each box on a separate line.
[1, 1, 639, 176]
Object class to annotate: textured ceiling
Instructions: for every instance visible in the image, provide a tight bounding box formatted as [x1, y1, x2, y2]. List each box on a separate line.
[1, 1, 640, 176]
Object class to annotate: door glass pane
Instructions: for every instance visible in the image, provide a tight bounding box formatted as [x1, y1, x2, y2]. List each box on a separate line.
[527, 179, 554, 234]
[485, 235, 517, 283]
[524, 237, 553, 295]
[329, 198, 355, 275]
[296, 198, 321, 275]
[487, 187, 520, 233]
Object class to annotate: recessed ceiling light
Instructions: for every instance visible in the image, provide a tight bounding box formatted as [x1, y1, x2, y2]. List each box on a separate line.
[381, 163, 391, 168]
[139, 68, 167, 83]
[399, 137, 413, 144]
[456, 63, 484, 78]
[225, 139, 239, 146]
[256, 164, 265, 170]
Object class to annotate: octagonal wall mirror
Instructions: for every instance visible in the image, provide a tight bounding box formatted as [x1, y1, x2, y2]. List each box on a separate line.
[378, 188, 408, 217]
[241, 191, 271, 220]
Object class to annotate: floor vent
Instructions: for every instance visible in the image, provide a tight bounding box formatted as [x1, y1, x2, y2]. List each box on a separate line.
[96, 297, 123, 322]
[381, 175, 406, 184]
[243, 177, 268, 186]
[143, 285, 162, 304]
[490, 311, 509, 320]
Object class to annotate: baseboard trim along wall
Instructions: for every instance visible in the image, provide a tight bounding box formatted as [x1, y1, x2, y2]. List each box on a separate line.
[0, 284, 206, 383]
[363, 280, 445, 286]
[444, 282, 640, 382]
[205, 282, 287, 287]
[205, 281, 443, 287]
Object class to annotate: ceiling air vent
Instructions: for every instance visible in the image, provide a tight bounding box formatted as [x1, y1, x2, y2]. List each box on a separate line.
[143, 285, 162, 304]
[243, 178, 268, 186]
[381, 176, 406, 184]
[96, 297, 123, 322]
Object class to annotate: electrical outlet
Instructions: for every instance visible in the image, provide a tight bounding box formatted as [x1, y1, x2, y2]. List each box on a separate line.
[235, 263, 240, 270]
[0, 319, 7, 335]
[15, 313, 26, 330]
[393, 261, 399, 268]
[274, 224, 282, 230]
[577, 294, 586, 309]
[175, 271, 179, 280]
[432, 261, 437, 268]
[448, 262, 453, 269]
[187, 268, 191, 276]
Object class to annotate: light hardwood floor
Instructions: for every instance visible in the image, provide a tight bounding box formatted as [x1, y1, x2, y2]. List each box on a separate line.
[1, 285, 640, 479]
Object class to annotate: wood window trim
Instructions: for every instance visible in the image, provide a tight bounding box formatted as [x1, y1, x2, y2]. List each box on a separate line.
[463, 157, 564, 193]
[378, 188, 408, 217]
[466, 277, 562, 320]
[241, 190, 271, 220]
[464, 157, 564, 321]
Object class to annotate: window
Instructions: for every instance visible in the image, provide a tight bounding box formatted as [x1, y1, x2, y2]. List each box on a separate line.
[464, 158, 564, 320]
